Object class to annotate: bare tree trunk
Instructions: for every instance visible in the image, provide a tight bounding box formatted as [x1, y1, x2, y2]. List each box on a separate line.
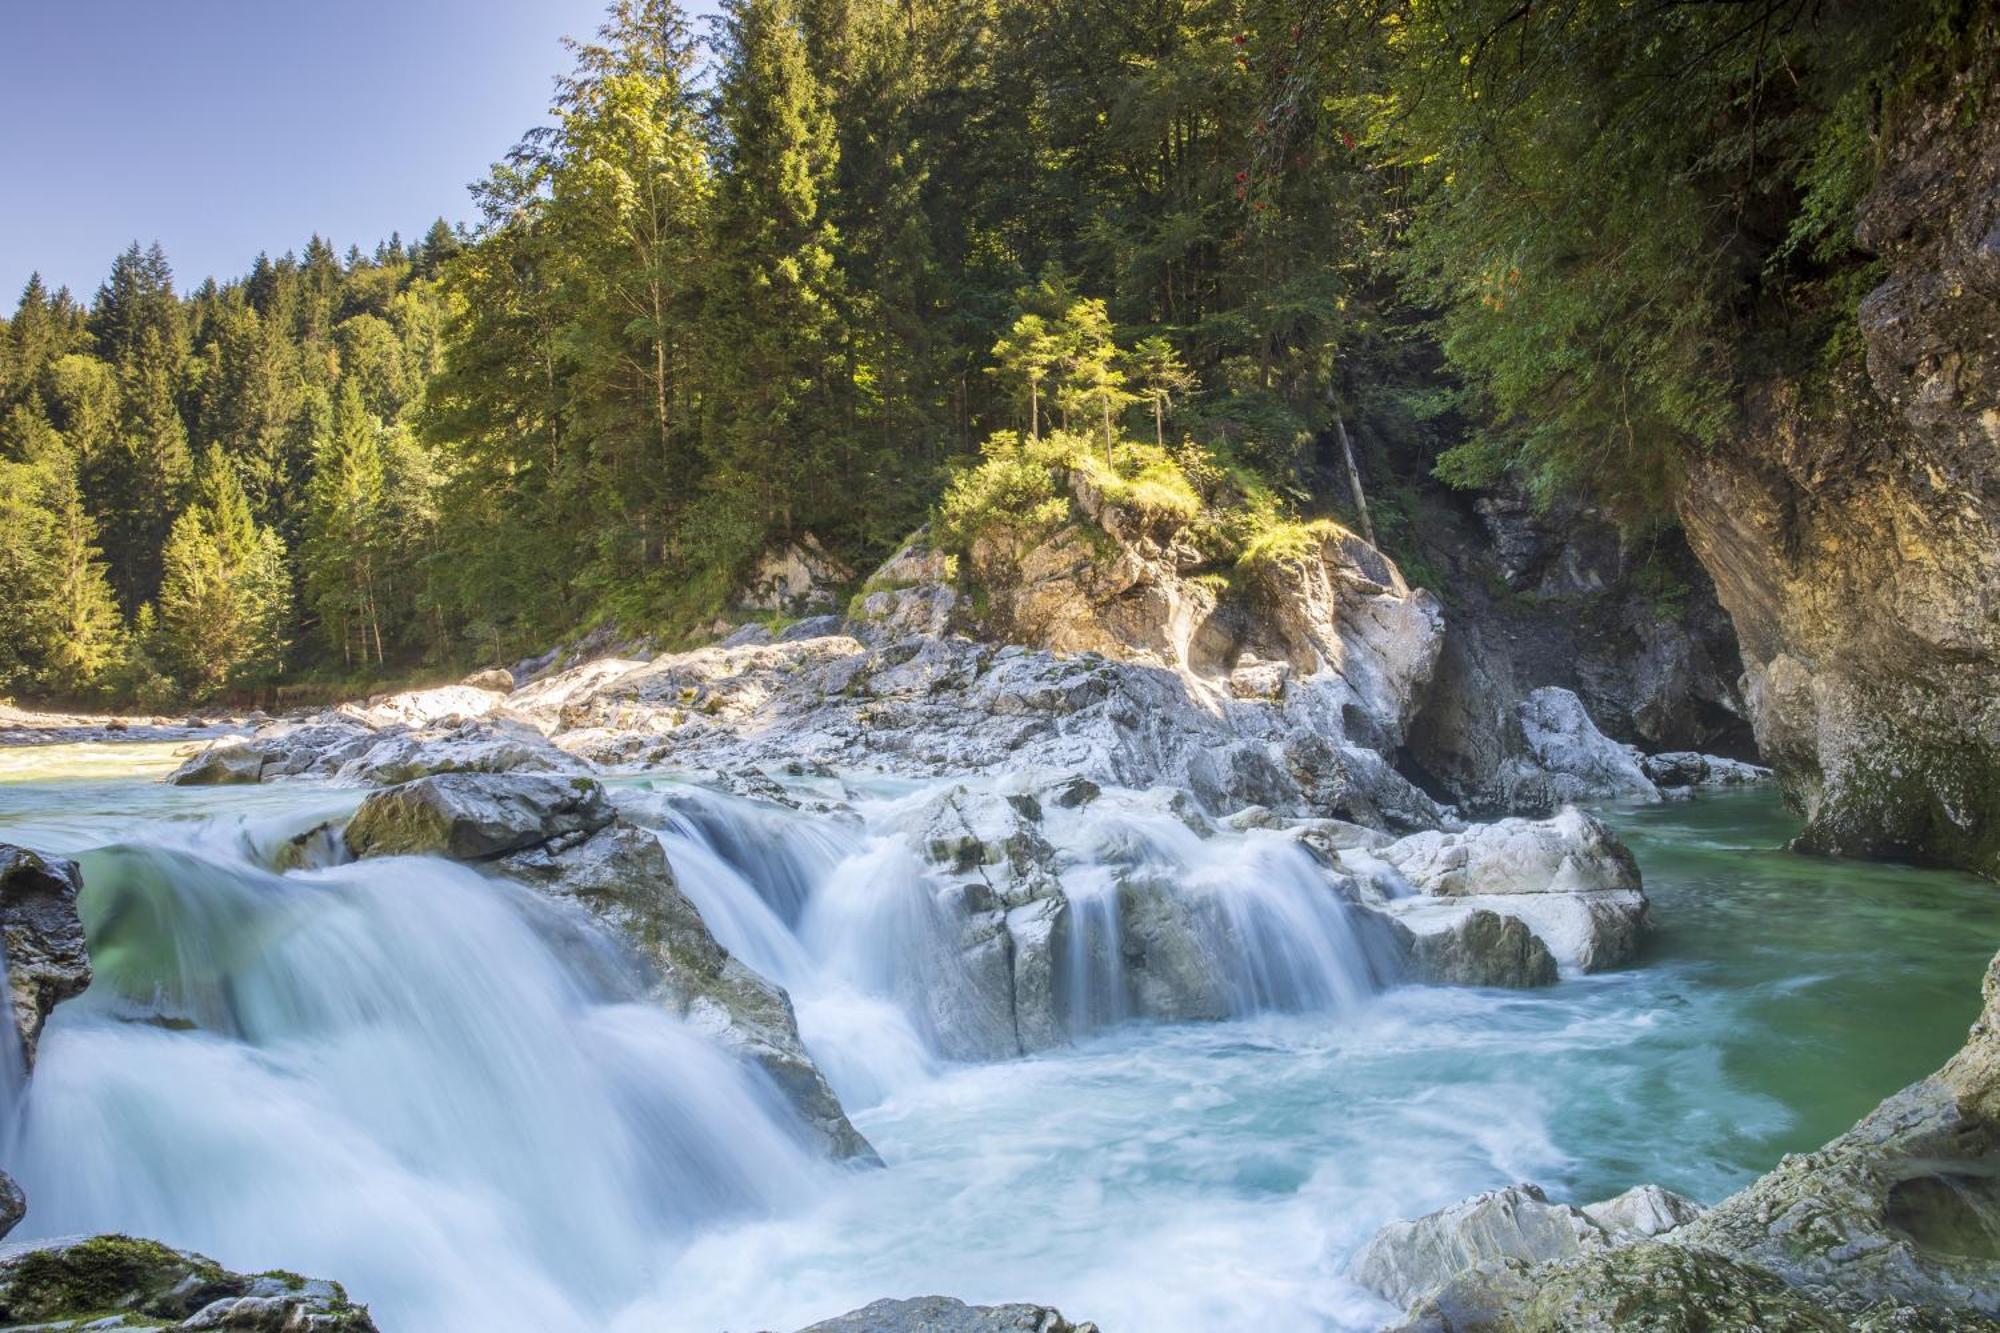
[1030, 381, 1039, 442]
[1334, 411, 1377, 547]
[1154, 395, 1164, 448]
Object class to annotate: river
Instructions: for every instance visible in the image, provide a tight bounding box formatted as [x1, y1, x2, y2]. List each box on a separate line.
[1, 743, 1993, 1331]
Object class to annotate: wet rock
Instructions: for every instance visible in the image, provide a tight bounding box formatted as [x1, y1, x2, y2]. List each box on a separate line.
[1398, 1243, 1860, 1333]
[902, 786, 1054, 881]
[345, 773, 614, 861]
[0, 1172, 21, 1241]
[1504, 687, 1660, 809]
[0, 1234, 377, 1330]
[165, 744, 267, 785]
[1400, 909, 1559, 989]
[1640, 750, 1773, 791]
[1353, 1183, 1613, 1310]
[334, 714, 583, 786]
[0, 844, 92, 1068]
[494, 820, 875, 1162]
[1366, 808, 1648, 975]
[791, 1295, 1097, 1333]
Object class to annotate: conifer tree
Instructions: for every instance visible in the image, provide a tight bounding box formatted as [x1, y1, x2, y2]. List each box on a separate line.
[156, 446, 291, 695]
[707, 0, 845, 547]
[303, 382, 388, 665]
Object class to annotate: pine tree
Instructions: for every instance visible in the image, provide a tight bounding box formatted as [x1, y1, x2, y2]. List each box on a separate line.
[991, 314, 1059, 442]
[156, 446, 291, 696]
[1126, 336, 1196, 448]
[1052, 298, 1131, 460]
[303, 382, 388, 665]
[707, 0, 845, 548]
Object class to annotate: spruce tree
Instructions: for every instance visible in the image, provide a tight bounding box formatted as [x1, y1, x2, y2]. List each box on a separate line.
[707, 0, 845, 549]
[156, 446, 291, 696]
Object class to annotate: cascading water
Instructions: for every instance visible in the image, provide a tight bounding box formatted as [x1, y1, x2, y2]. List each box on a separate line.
[624, 778, 1404, 1110]
[10, 748, 1990, 1332]
[6, 828, 828, 1332]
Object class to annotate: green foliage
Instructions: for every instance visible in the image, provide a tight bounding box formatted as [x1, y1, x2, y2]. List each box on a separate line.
[155, 448, 292, 696]
[1373, 0, 1972, 518]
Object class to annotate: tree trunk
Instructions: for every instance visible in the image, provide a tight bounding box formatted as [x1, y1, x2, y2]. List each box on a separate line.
[1334, 411, 1377, 547]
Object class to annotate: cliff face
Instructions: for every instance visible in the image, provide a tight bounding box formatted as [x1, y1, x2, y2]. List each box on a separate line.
[1679, 63, 2000, 878]
[1404, 490, 1753, 813]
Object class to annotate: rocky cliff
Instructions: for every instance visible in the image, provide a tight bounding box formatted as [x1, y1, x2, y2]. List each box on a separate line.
[1678, 53, 2000, 878]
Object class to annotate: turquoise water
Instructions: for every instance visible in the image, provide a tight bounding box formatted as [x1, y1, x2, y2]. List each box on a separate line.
[1, 748, 1994, 1332]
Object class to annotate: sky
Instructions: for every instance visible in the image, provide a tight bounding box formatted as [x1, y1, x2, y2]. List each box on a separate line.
[0, 0, 721, 303]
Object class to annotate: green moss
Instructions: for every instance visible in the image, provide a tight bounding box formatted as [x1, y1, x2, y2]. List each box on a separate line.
[0, 1235, 229, 1324]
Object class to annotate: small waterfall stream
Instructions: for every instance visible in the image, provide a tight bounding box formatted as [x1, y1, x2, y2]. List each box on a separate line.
[7, 833, 828, 1331]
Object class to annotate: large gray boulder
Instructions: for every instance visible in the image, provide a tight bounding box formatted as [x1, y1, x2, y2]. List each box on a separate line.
[495, 821, 874, 1162]
[345, 774, 872, 1161]
[0, 844, 92, 1069]
[1353, 1184, 1621, 1311]
[0, 1234, 377, 1330]
[1363, 808, 1648, 977]
[791, 1295, 1097, 1333]
[334, 714, 583, 786]
[1399, 909, 1558, 989]
[345, 773, 614, 861]
[1504, 687, 1660, 807]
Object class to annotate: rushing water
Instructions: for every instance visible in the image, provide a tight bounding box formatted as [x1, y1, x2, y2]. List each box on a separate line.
[1, 745, 1995, 1332]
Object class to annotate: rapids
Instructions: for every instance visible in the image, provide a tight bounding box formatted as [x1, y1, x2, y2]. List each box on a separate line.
[1, 745, 1994, 1331]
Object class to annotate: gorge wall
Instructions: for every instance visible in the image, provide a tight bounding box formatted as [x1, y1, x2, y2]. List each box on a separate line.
[1679, 59, 2000, 879]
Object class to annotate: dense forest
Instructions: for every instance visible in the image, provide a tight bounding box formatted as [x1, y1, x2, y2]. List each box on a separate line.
[0, 0, 1978, 706]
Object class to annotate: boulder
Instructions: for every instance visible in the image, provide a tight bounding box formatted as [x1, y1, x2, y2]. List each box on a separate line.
[900, 786, 1054, 882]
[1640, 750, 1773, 790]
[495, 821, 874, 1161]
[345, 773, 614, 861]
[1506, 687, 1660, 807]
[164, 744, 266, 785]
[0, 1172, 21, 1242]
[1400, 908, 1559, 989]
[334, 715, 584, 786]
[0, 844, 93, 1068]
[0, 1234, 377, 1330]
[1365, 808, 1649, 976]
[742, 535, 852, 615]
[460, 667, 516, 692]
[357, 683, 506, 728]
[1581, 1184, 1705, 1239]
[1353, 1184, 1615, 1311]
[791, 1296, 1097, 1333]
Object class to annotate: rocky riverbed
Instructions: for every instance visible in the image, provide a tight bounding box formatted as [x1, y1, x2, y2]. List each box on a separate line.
[13, 498, 1999, 1333]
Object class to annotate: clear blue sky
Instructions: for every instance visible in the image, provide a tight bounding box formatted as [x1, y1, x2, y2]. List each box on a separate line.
[0, 0, 721, 304]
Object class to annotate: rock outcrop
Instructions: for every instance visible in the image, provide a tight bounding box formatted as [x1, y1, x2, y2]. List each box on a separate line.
[1364, 945, 2000, 1330]
[1352, 1182, 1704, 1312]
[0, 1234, 378, 1331]
[1360, 808, 1650, 977]
[1402, 490, 1755, 816]
[789, 1296, 1097, 1333]
[343, 774, 873, 1161]
[0, 844, 92, 1069]
[1677, 52, 2000, 879]
[165, 700, 579, 789]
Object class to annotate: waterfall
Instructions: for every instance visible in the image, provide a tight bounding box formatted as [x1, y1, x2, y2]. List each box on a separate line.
[626, 777, 1404, 1110]
[8, 837, 828, 1333]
